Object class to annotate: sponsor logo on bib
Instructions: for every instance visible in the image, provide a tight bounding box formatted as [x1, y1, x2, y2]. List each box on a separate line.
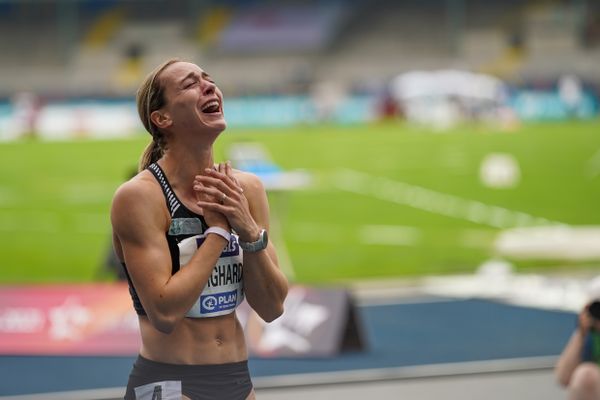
[200, 289, 238, 314]
[196, 235, 240, 257]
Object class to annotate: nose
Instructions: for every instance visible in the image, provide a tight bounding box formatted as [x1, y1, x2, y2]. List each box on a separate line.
[202, 79, 216, 96]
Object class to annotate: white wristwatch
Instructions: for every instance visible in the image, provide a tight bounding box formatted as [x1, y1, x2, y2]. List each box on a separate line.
[239, 229, 268, 252]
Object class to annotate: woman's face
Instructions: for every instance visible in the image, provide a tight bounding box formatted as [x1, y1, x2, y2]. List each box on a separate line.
[158, 61, 226, 135]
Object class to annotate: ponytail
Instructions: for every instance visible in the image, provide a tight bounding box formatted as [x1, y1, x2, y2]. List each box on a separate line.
[135, 58, 180, 171]
[138, 139, 163, 172]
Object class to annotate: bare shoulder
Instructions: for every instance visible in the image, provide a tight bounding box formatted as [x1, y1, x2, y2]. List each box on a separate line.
[112, 170, 161, 208]
[232, 169, 265, 195]
[111, 170, 167, 231]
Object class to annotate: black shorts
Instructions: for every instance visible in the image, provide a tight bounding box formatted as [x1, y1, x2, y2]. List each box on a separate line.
[124, 355, 253, 400]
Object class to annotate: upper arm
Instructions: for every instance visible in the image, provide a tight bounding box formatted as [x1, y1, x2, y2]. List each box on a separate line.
[238, 171, 270, 230]
[110, 179, 172, 313]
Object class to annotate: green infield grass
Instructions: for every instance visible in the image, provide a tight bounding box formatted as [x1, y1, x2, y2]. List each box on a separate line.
[1, 120, 599, 284]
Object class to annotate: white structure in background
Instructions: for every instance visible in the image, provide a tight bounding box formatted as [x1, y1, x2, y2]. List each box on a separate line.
[558, 73, 583, 116]
[310, 80, 348, 122]
[227, 142, 311, 280]
[495, 226, 600, 261]
[479, 153, 521, 189]
[35, 103, 140, 140]
[390, 69, 511, 129]
[227, 142, 311, 192]
[0, 92, 40, 141]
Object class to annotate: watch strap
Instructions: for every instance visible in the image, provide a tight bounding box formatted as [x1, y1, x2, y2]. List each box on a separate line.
[239, 229, 268, 252]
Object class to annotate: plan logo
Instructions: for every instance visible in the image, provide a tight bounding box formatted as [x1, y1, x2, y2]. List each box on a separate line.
[200, 290, 238, 314]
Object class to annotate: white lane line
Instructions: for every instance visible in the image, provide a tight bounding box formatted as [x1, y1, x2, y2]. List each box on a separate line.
[359, 225, 420, 246]
[63, 183, 117, 205]
[0, 212, 60, 233]
[587, 147, 600, 178]
[289, 222, 421, 246]
[332, 168, 564, 229]
[0, 212, 108, 234]
[253, 355, 558, 389]
[0, 387, 126, 400]
[288, 222, 348, 243]
[270, 211, 296, 279]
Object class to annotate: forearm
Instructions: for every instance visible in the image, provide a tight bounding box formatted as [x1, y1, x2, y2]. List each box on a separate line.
[149, 236, 227, 328]
[555, 329, 586, 386]
[196, 167, 288, 320]
[243, 248, 288, 322]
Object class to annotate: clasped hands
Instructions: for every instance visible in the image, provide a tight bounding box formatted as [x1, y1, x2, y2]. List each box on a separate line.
[193, 161, 260, 243]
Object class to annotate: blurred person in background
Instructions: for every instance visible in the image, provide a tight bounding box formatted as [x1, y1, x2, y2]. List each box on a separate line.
[10, 91, 41, 139]
[558, 74, 584, 119]
[111, 58, 288, 400]
[555, 278, 600, 400]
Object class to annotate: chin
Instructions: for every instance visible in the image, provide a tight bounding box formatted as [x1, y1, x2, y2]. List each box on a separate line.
[207, 119, 227, 135]
[196, 111, 227, 135]
[214, 119, 227, 131]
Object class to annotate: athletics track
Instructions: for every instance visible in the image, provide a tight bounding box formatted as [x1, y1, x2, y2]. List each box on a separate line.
[0, 288, 574, 399]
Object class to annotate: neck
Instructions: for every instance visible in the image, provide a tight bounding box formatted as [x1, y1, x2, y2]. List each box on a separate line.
[159, 143, 215, 199]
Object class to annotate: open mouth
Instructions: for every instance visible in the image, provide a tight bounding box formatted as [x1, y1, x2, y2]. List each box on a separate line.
[201, 100, 221, 114]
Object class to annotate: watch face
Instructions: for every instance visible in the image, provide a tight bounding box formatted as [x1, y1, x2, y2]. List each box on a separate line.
[241, 229, 268, 252]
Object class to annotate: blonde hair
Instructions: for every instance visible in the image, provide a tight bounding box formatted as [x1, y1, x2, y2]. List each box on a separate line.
[136, 58, 180, 171]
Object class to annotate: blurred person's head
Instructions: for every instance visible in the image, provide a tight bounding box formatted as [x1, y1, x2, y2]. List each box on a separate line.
[587, 276, 600, 330]
[136, 59, 226, 170]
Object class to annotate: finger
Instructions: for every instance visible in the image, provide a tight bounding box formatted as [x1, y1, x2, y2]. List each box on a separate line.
[225, 161, 243, 193]
[203, 180, 238, 201]
[193, 183, 208, 201]
[194, 184, 226, 201]
[195, 174, 232, 191]
[196, 201, 230, 214]
[204, 168, 232, 183]
[197, 172, 245, 201]
[195, 184, 239, 209]
[199, 171, 240, 195]
[193, 182, 216, 195]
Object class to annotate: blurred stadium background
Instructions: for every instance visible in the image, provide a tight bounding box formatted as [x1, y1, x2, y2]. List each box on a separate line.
[1, 0, 600, 398]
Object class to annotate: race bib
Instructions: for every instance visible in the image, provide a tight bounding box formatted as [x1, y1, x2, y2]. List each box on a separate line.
[134, 381, 182, 400]
[178, 233, 244, 318]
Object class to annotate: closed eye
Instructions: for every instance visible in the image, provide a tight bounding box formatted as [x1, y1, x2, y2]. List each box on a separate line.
[202, 72, 216, 84]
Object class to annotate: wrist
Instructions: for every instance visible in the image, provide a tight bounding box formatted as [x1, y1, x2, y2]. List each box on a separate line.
[239, 228, 268, 253]
[205, 226, 231, 243]
[239, 226, 261, 243]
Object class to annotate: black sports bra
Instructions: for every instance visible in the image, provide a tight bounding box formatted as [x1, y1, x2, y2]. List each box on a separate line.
[122, 163, 244, 318]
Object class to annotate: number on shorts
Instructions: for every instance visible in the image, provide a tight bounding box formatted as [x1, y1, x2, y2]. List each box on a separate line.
[151, 385, 162, 400]
[134, 380, 181, 400]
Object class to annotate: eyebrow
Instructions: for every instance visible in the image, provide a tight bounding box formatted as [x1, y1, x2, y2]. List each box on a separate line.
[179, 71, 211, 85]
